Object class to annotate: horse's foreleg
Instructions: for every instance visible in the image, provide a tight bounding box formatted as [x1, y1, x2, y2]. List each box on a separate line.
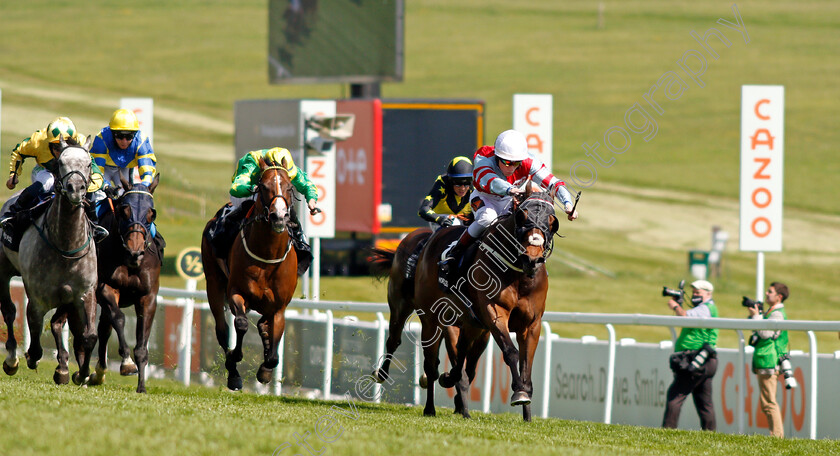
[257, 311, 285, 385]
[439, 326, 465, 388]
[225, 291, 248, 391]
[516, 321, 542, 422]
[457, 330, 492, 419]
[133, 293, 158, 393]
[50, 308, 70, 384]
[486, 308, 528, 406]
[0, 284, 19, 375]
[421, 324, 443, 417]
[374, 291, 414, 383]
[89, 296, 113, 386]
[24, 303, 45, 370]
[100, 286, 136, 376]
[70, 289, 98, 385]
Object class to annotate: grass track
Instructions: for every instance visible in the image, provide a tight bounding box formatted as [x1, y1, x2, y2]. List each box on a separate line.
[1, 363, 838, 455]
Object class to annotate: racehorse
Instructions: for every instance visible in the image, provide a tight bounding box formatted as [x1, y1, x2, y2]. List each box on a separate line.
[201, 156, 298, 391]
[88, 174, 162, 393]
[0, 136, 98, 385]
[369, 228, 472, 416]
[413, 186, 559, 421]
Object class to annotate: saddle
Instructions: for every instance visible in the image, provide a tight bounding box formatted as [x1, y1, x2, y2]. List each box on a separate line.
[207, 201, 253, 260]
[1, 196, 54, 251]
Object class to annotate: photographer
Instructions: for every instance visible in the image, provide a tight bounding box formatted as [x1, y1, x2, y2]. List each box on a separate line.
[662, 279, 719, 431]
[747, 282, 791, 438]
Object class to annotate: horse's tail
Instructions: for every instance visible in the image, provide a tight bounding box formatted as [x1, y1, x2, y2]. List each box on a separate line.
[367, 247, 395, 281]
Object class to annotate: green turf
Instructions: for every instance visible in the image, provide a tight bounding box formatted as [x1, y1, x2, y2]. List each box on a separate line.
[1, 1, 840, 364]
[1, 364, 838, 456]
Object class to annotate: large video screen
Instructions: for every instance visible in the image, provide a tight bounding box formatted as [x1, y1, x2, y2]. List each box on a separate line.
[268, 0, 404, 84]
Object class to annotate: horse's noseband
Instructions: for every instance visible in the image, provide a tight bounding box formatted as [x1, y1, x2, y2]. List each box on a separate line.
[54, 169, 90, 203]
[515, 194, 556, 257]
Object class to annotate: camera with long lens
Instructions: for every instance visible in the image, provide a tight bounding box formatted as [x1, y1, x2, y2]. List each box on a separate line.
[662, 279, 686, 305]
[742, 296, 764, 314]
[778, 354, 798, 389]
[687, 342, 715, 374]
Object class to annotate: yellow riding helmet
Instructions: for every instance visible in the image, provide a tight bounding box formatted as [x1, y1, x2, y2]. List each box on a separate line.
[46, 117, 78, 143]
[109, 109, 140, 131]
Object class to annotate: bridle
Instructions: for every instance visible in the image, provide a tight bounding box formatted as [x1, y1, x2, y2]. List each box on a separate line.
[119, 189, 155, 251]
[253, 166, 292, 224]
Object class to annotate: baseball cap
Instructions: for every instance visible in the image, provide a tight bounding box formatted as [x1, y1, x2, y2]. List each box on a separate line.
[690, 280, 714, 292]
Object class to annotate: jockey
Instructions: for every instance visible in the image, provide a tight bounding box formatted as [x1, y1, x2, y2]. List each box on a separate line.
[90, 109, 157, 198]
[418, 156, 473, 230]
[440, 130, 578, 271]
[1, 117, 108, 242]
[223, 147, 318, 274]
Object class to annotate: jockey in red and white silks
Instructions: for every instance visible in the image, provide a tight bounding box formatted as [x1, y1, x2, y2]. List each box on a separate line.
[440, 129, 578, 266]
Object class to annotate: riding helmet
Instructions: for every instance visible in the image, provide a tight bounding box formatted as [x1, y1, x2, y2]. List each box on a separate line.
[446, 156, 473, 185]
[109, 109, 140, 131]
[494, 130, 529, 161]
[46, 117, 77, 143]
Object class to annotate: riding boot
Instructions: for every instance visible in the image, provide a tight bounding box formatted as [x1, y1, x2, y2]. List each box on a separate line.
[85, 202, 110, 243]
[1, 182, 42, 233]
[288, 205, 313, 276]
[438, 229, 476, 287]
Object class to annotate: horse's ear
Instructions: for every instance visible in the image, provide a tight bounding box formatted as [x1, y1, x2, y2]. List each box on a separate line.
[524, 178, 533, 198]
[149, 173, 160, 194]
[84, 135, 93, 152]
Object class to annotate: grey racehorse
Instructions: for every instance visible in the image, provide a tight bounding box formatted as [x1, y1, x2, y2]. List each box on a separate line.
[0, 137, 98, 385]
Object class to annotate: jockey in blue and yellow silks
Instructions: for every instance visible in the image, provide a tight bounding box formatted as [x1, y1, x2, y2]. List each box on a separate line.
[90, 109, 157, 194]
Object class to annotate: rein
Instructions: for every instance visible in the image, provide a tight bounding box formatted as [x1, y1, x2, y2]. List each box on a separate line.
[33, 210, 93, 260]
[240, 229, 293, 264]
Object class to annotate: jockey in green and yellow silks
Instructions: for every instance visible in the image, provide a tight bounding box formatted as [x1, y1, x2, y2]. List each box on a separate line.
[215, 147, 318, 275]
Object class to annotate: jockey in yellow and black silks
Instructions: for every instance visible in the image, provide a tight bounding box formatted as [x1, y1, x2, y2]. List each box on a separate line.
[2, 117, 108, 243]
[418, 156, 473, 230]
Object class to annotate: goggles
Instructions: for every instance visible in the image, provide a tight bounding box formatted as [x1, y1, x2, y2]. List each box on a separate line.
[114, 131, 136, 141]
[498, 158, 521, 167]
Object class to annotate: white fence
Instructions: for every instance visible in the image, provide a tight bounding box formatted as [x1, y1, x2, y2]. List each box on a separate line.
[5, 280, 840, 439]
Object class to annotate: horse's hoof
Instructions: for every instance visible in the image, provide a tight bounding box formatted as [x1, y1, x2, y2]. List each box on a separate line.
[3, 357, 19, 376]
[136, 386, 147, 394]
[25, 353, 38, 370]
[54, 369, 70, 385]
[88, 366, 106, 386]
[120, 360, 138, 376]
[228, 375, 243, 391]
[256, 365, 273, 384]
[418, 374, 428, 389]
[423, 407, 436, 417]
[372, 369, 388, 384]
[72, 371, 90, 386]
[510, 391, 531, 406]
[438, 372, 457, 388]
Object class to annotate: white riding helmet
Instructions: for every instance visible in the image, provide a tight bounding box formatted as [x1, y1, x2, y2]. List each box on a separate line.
[494, 130, 529, 161]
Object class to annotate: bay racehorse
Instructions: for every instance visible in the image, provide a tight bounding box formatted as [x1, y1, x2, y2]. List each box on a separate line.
[88, 174, 162, 393]
[413, 187, 559, 421]
[201, 156, 298, 390]
[0, 136, 98, 385]
[369, 228, 473, 415]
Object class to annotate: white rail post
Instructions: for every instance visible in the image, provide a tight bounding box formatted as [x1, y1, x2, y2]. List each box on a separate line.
[373, 313, 387, 403]
[413, 326, 421, 405]
[178, 279, 197, 386]
[808, 331, 818, 439]
[22, 293, 30, 352]
[322, 310, 333, 399]
[604, 323, 616, 424]
[540, 321, 553, 419]
[736, 330, 745, 434]
[273, 332, 285, 396]
[482, 340, 493, 413]
[312, 237, 321, 301]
